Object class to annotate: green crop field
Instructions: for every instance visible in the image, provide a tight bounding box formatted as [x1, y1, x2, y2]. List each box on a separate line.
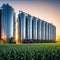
[0, 43, 60, 60]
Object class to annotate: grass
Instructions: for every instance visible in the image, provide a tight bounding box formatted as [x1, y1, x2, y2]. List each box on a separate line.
[0, 43, 60, 60]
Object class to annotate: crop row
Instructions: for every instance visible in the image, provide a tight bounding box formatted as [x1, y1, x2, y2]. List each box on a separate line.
[0, 44, 60, 60]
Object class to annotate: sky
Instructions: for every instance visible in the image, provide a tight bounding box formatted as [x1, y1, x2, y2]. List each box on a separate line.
[0, 0, 60, 40]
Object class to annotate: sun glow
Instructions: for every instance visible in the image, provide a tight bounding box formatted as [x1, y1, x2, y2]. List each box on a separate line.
[15, 20, 18, 40]
[1, 28, 7, 43]
[56, 36, 60, 41]
[15, 16, 22, 44]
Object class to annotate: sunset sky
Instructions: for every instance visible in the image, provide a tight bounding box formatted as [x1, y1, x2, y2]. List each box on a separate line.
[0, 0, 60, 40]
